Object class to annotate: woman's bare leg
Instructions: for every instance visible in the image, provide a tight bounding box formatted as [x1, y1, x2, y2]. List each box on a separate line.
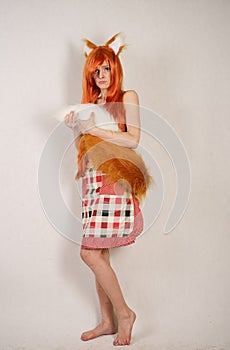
[81, 249, 116, 341]
[95, 249, 116, 325]
[80, 248, 136, 346]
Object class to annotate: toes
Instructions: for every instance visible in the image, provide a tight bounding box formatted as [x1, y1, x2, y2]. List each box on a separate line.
[113, 337, 119, 346]
[113, 337, 130, 346]
[81, 332, 95, 341]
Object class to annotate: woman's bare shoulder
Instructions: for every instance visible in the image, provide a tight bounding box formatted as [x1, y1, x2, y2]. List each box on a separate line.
[123, 90, 139, 104]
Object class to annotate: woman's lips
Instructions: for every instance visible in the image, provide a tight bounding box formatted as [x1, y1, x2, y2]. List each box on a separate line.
[98, 80, 107, 84]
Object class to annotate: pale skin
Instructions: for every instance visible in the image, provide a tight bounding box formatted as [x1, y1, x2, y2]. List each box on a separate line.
[65, 60, 140, 346]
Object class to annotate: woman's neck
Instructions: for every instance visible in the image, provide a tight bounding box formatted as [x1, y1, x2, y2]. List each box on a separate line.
[98, 89, 108, 103]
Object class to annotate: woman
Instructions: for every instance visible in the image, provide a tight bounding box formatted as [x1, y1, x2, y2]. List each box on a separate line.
[65, 33, 152, 346]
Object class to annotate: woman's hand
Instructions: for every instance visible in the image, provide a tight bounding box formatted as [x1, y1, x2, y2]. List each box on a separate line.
[82, 90, 140, 149]
[76, 112, 96, 134]
[64, 111, 96, 134]
[64, 111, 78, 129]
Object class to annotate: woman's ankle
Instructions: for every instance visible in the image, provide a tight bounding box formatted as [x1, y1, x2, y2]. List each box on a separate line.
[101, 317, 116, 327]
[116, 306, 134, 319]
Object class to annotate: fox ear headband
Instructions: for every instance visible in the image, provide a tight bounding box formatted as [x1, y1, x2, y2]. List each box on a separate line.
[83, 32, 126, 57]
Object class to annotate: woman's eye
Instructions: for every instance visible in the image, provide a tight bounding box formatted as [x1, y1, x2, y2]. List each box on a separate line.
[94, 69, 99, 75]
[105, 67, 110, 72]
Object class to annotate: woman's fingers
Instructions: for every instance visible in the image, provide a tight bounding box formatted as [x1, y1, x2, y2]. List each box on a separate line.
[65, 110, 95, 134]
[64, 111, 78, 128]
[64, 112, 71, 126]
[76, 115, 95, 134]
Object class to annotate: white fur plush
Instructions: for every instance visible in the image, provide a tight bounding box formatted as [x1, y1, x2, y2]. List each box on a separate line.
[55, 103, 119, 131]
[83, 32, 125, 57]
[107, 32, 125, 55]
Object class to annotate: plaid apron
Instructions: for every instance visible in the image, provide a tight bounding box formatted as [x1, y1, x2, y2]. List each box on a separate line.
[82, 168, 135, 238]
[81, 168, 143, 248]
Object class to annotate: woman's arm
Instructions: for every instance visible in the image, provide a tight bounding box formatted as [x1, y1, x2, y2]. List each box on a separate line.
[77, 90, 141, 149]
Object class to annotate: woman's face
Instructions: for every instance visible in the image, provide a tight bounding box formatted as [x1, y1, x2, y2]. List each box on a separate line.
[93, 60, 111, 89]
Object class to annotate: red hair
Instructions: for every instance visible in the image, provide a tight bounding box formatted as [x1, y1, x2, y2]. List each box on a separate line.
[76, 36, 153, 196]
[81, 46, 126, 130]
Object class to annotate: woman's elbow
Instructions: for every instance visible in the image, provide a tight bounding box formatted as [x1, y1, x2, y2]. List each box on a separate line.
[130, 142, 138, 149]
[128, 130, 140, 149]
[129, 137, 139, 149]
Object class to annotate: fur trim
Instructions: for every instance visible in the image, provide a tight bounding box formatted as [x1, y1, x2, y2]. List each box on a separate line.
[82, 38, 97, 57]
[82, 32, 126, 57]
[76, 134, 153, 202]
[105, 32, 126, 55]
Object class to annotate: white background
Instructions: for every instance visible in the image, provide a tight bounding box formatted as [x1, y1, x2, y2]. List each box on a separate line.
[0, 0, 230, 349]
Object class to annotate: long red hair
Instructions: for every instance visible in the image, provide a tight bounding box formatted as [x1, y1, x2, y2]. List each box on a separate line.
[81, 45, 126, 130]
[76, 36, 153, 199]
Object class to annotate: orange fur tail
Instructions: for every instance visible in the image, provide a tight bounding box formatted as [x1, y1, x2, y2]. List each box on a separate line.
[76, 134, 153, 202]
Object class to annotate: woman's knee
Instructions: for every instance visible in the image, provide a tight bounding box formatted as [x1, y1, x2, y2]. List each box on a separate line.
[80, 248, 103, 268]
[102, 248, 110, 263]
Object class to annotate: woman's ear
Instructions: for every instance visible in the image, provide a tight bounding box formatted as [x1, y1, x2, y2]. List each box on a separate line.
[82, 38, 97, 57]
[105, 32, 126, 55]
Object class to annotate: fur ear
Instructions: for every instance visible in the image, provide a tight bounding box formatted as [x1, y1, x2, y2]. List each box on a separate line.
[82, 38, 97, 57]
[105, 32, 126, 55]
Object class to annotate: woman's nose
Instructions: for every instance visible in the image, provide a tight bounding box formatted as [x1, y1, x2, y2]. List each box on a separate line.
[98, 69, 104, 79]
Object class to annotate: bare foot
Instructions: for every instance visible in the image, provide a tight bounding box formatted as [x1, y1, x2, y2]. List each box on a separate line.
[81, 321, 117, 341]
[113, 309, 136, 346]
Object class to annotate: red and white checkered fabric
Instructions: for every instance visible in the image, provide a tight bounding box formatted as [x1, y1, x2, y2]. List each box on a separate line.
[82, 168, 135, 238]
